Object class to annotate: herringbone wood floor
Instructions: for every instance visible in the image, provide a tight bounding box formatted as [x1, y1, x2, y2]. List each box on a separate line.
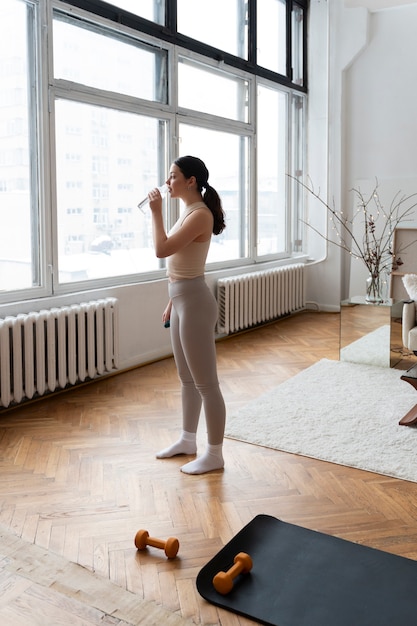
[1, 310, 417, 625]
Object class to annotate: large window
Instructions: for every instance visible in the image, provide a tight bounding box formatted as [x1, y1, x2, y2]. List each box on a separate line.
[0, 0, 307, 301]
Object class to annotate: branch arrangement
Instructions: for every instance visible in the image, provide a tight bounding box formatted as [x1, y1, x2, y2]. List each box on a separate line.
[290, 175, 417, 277]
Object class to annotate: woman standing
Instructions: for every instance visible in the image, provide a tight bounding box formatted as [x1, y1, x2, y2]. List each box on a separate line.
[148, 156, 226, 474]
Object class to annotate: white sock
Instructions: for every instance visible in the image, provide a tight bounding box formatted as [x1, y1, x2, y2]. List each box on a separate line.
[156, 430, 197, 459]
[181, 444, 224, 475]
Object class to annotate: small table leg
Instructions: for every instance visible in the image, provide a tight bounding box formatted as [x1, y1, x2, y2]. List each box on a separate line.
[400, 364, 417, 425]
[399, 404, 417, 426]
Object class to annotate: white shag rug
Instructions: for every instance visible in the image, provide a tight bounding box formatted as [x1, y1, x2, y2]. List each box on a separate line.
[340, 325, 390, 367]
[225, 358, 417, 482]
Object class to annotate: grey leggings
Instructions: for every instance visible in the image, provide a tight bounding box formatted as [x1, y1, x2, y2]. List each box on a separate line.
[168, 276, 226, 445]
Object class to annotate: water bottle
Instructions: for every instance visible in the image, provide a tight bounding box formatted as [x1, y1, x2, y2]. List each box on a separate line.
[137, 184, 168, 213]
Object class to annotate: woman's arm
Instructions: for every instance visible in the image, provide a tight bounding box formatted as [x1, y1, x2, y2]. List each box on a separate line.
[149, 190, 212, 259]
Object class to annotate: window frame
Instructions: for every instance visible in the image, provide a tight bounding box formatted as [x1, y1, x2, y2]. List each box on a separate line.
[62, 0, 308, 92]
[0, 0, 308, 303]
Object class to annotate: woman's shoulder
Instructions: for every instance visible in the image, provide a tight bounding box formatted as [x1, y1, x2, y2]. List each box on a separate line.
[186, 201, 209, 213]
[182, 202, 212, 222]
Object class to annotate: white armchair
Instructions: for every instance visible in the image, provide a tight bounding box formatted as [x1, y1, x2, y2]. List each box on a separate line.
[402, 299, 417, 353]
[399, 275, 417, 426]
[402, 274, 417, 353]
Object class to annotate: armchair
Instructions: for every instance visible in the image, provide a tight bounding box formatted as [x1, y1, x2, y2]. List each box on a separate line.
[399, 274, 417, 425]
[401, 273, 417, 354]
[402, 299, 417, 354]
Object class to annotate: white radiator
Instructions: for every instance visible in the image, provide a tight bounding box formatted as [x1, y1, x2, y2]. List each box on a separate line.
[0, 297, 119, 409]
[217, 264, 305, 335]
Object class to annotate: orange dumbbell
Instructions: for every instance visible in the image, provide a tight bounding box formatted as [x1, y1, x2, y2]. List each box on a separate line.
[134, 529, 179, 559]
[213, 552, 253, 595]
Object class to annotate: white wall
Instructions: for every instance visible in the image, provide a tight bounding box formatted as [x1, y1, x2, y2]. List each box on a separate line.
[308, 0, 417, 308]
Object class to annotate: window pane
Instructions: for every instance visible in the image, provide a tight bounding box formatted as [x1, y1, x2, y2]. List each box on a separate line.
[55, 100, 168, 284]
[257, 0, 286, 75]
[177, 0, 248, 59]
[257, 85, 287, 257]
[178, 124, 249, 263]
[108, 1, 164, 24]
[53, 14, 168, 103]
[178, 58, 249, 122]
[0, 0, 38, 291]
[292, 4, 304, 86]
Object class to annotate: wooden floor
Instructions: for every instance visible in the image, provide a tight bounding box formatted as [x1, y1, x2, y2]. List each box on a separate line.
[1, 310, 417, 625]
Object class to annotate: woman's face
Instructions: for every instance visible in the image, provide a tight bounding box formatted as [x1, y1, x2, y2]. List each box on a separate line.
[165, 163, 192, 199]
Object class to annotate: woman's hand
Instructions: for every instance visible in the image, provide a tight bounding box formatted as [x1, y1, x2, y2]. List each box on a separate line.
[148, 187, 163, 213]
[162, 300, 172, 326]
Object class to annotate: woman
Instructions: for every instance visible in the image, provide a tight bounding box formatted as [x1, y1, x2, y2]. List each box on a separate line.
[148, 155, 226, 474]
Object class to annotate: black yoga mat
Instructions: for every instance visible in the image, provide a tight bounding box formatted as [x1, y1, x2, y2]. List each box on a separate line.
[196, 514, 417, 626]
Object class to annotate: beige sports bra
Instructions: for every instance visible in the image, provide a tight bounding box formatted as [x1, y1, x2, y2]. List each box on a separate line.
[166, 202, 212, 280]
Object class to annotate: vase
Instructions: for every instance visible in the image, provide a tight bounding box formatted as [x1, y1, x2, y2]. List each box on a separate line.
[365, 273, 384, 303]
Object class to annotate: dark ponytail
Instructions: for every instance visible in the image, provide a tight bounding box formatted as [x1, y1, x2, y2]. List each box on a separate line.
[174, 156, 226, 235]
[202, 184, 226, 235]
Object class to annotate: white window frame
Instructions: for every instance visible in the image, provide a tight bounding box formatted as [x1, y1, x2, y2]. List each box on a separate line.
[0, 0, 307, 303]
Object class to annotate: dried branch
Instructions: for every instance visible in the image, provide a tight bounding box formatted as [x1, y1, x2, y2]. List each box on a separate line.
[288, 175, 417, 276]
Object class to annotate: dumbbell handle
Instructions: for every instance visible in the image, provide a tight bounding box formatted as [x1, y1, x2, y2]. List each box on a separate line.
[147, 536, 165, 550]
[227, 560, 245, 580]
[148, 535, 179, 558]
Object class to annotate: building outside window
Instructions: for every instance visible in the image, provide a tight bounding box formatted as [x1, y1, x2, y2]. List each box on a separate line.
[0, 0, 307, 300]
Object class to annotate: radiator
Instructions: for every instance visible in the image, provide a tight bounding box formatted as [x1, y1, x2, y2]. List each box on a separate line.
[0, 297, 119, 409]
[217, 264, 305, 335]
